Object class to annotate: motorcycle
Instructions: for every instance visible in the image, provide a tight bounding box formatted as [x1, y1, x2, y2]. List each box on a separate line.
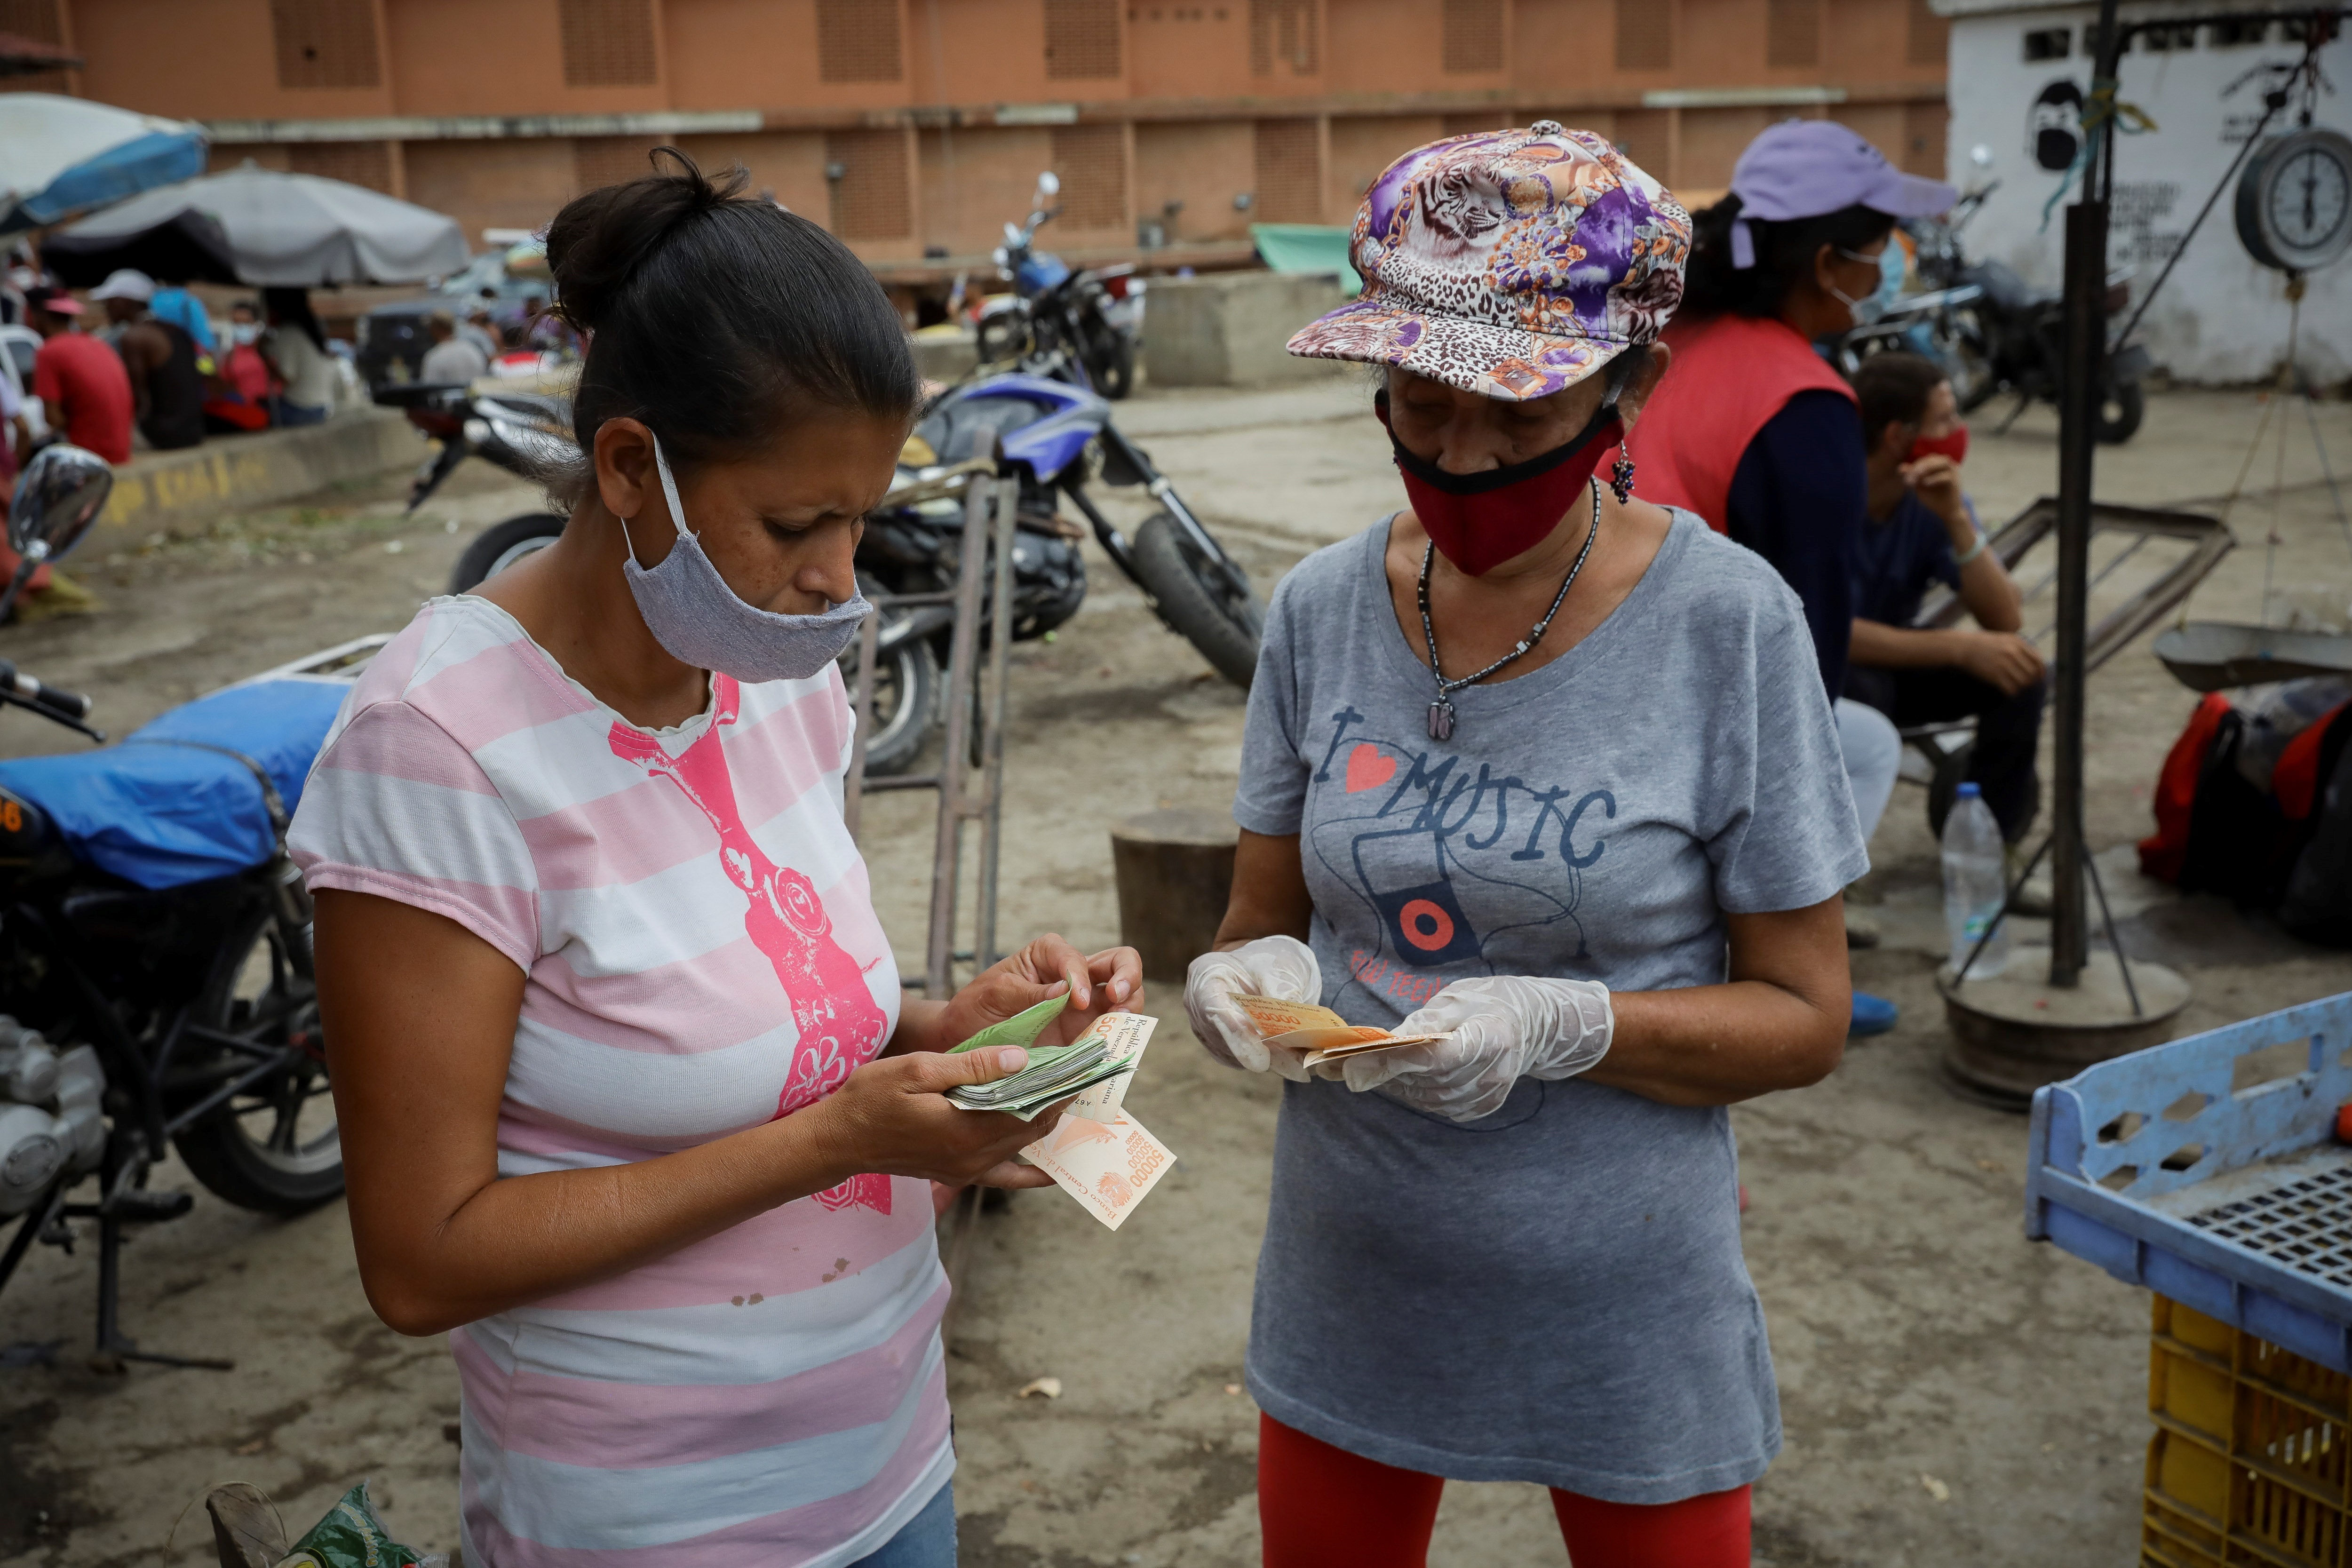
[375, 379, 575, 584]
[972, 171, 1142, 399]
[0, 447, 360, 1371]
[1833, 180, 2147, 445]
[434, 374, 1264, 778]
[868, 374, 1262, 733]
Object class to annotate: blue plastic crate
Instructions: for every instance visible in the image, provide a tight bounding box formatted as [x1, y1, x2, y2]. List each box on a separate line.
[2026, 991, 2352, 1373]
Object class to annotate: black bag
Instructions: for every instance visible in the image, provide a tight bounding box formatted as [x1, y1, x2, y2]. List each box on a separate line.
[2280, 711, 2352, 946]
[2177, 711, 2296, 907]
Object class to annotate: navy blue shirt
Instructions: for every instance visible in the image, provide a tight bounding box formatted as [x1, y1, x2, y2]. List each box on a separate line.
[1722, 389, 1866, 697]
[1852, 489, 1963, 630]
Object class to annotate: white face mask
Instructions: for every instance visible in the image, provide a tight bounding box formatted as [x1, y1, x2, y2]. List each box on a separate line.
[229, 322, 261, 345]
[619, 434, 873, 684]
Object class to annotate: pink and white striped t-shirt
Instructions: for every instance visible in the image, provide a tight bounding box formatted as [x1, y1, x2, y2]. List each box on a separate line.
[289, 595, 947, 1568]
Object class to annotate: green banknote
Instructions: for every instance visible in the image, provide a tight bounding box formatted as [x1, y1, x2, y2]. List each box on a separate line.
[949, 992, 1070, 1055]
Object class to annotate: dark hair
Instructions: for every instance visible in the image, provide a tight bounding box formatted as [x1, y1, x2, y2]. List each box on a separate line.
[1679, 194, 1895, 319]
[1851, 350, 1948, 450]
[262, 286, 327, 353]
[544, 148, 919, 508]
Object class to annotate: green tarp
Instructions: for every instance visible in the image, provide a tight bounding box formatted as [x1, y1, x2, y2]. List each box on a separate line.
[1250, 223, 1361, 296]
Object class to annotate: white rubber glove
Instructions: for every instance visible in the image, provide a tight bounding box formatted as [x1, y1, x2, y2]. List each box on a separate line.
[1184, 935, 1323, 1083]
[1342, 975, 1613, 1122]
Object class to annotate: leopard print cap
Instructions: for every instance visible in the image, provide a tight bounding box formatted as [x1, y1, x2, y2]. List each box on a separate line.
[1287, 122, 1691, 403]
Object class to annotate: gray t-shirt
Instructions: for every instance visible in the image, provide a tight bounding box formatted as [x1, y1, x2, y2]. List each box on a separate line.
[1232, 510, 1867, 1503]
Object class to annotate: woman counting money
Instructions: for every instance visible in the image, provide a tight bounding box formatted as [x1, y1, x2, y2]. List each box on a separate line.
[294, 152, 1138, 1568]
[1185, 125, 1862, 1565]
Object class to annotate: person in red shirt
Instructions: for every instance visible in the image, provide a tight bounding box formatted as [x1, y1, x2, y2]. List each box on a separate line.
[24, 285, 132, 464]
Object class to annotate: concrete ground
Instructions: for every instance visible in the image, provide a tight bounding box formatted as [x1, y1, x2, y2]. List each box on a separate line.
[3, 382, 2350, 1567]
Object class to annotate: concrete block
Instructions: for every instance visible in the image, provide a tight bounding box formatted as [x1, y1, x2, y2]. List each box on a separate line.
[912, 329, 978, 383]
[1144, 271, 1351, 388]
[100, 409, 427, 533]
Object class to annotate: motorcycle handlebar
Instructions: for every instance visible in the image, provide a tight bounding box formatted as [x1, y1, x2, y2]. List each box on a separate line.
[0, 660, 94, 722]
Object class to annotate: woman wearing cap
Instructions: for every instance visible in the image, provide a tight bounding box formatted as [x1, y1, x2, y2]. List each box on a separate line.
[1186, 124, 1862, 1565]
[1625, 118, 1958, 1035]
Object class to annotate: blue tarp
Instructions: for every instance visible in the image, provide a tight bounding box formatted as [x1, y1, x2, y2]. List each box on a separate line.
[4, 128, 207, 233]
[0, 679, 349, 889]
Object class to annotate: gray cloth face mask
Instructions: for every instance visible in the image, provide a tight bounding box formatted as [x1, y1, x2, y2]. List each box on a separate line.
[619, 435, 872, 684]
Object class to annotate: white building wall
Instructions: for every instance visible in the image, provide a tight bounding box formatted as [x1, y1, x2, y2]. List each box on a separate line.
[1940, 0, 2352, 383]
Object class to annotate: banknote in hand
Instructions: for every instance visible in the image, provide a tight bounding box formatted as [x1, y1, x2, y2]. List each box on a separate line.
[1229, 994, 1448, 1067]
[945, 1012, 1158, 1121]
[1020, 1108, 1177, 1231]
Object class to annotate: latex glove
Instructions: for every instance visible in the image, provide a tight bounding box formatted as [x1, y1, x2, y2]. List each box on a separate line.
[1343, 975, 1613, 1123]
[1185, 935, 1323, 1083]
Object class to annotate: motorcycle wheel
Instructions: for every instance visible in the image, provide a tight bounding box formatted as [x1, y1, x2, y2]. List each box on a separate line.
[1128, 512, 1263, 688]
[1090, 332, 1136, 401]
[977, 311, 1029, 366]
[449, 512, 568, 594]
[1944, 313, 1997, 413]
[842, 631, 940, 778]
[170, 906, 342, 1215]
[2096, 380, 2145, 445]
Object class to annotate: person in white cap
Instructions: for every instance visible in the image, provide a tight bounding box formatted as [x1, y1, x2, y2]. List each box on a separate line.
[1624, 119, 1957, 1037]
[93, 267, 220, 356]
[93, 267, 206, 451]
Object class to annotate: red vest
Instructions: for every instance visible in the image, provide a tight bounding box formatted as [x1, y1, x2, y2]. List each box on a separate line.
[1623, 314, 1855, 533]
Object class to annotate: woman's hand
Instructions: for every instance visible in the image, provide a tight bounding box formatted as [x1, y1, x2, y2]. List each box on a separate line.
[811, 1048, 1060, 1190]
[1343, 975, 1613, 1122]
[927, 934, 1143, 1053]
[1184, 934, 1323, 1081]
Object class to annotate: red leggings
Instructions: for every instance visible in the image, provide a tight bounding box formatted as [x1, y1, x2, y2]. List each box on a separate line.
[1258, 1415, 1750, 1568]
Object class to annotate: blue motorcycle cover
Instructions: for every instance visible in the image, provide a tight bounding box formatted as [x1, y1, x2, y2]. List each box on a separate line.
[0, 679, 350, 890]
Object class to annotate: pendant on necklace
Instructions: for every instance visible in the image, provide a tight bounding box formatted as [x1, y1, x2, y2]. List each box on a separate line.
[1427, 697, 1456, 742]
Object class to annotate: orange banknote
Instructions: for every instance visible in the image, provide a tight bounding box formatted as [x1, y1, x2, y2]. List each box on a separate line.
[1021, 1109, 1177, 1231]
[1230, 994, 1447, 1066]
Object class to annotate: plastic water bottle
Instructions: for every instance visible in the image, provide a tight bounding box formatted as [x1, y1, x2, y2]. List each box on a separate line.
[1942, 782, 2010, 979]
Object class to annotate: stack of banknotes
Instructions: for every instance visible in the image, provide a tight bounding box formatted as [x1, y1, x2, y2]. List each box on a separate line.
[944, 995, 1176, 1229]
[945, 1036, 1136, 1119]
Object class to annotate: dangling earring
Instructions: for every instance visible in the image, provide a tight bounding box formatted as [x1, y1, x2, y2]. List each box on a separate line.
[1609, 455, 1636, 504]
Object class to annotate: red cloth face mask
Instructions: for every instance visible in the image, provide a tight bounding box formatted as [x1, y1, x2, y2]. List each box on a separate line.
[1910, 425, 1968, 466]
[1377, 391, 1622, 577]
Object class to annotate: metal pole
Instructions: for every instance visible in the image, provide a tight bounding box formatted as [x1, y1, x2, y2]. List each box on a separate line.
[842, 609, 882, 840]
[2047, 0, 2123, 988]
[2049, 201, 2104, 987]
[926, 478, 993, 996]
[974, 481, 1017, 971]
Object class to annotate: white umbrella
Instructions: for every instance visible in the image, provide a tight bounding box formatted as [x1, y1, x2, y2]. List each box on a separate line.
[49, 162, 468, 285]
[0, 94, 206, 233]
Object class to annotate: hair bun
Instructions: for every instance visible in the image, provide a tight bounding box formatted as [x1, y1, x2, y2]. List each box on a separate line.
[544, 147, 748, 337]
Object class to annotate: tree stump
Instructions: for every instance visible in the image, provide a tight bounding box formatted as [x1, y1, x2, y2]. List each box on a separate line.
[1110, 808, 1238, 983]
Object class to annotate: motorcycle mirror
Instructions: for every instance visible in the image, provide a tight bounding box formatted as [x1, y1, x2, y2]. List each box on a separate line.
[1004, 220, 1023, 245]
[7, 444, 111, 568]
[1970, 143, 1994, 168]
[1037, 171, 1061, 197]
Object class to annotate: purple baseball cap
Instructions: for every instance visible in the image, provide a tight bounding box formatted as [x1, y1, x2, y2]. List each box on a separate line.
[1728, 119, 1957, 268]
[1287, 122, 1690, 402]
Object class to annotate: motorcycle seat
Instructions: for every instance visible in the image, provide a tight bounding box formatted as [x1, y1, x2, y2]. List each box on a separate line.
[0, 679, 348, 891]
[917, 395, 1049, 465]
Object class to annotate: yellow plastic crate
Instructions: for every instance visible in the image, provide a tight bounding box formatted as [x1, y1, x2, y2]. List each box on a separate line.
[2145, 1297, 2352, 1568]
